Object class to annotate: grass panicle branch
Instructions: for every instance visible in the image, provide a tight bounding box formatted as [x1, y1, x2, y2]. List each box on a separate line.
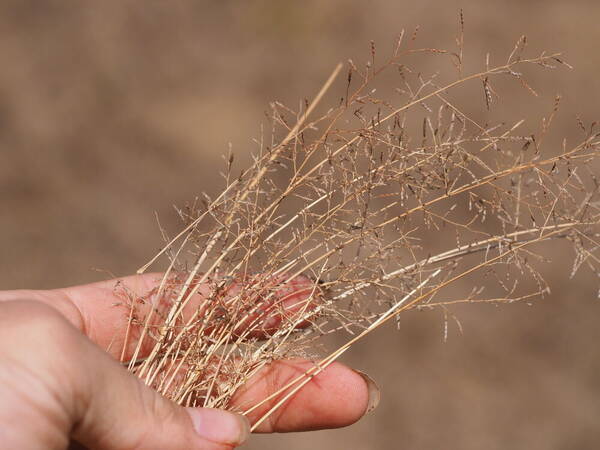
[120, 32, 600, 428]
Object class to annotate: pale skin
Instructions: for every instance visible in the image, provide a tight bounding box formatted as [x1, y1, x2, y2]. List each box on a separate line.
[0, 274, 378, 449]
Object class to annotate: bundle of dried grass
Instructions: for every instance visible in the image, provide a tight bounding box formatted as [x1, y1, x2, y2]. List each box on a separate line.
[121, 29, 600, 430]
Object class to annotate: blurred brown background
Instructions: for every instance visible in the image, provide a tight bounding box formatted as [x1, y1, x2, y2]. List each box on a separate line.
[2, 1, 600, 449]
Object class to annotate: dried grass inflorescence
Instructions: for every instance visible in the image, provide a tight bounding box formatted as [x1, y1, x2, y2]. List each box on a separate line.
[122, 30, 600, 429]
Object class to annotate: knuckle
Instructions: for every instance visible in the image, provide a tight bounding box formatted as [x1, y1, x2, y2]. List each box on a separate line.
[1, 300, 71, 339]
[0, 299, 83, 370]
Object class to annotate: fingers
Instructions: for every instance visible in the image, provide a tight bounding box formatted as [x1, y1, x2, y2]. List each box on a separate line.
[0, 300, 250, 449]
[0, 272, 321, 360]
[216, 272, 321, 338]
[70, 272, 320, 360]
[230, 359, 380, 433]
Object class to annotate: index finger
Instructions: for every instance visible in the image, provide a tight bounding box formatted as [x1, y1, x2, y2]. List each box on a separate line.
[0, 272, 321, 360]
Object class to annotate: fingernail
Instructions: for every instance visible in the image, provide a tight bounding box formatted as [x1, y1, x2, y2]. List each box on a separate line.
[186, 407, 250, 446]
[354, 370, 381, 414]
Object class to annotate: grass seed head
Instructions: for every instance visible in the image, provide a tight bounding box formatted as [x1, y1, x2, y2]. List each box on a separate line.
[122, 30, 600, 425]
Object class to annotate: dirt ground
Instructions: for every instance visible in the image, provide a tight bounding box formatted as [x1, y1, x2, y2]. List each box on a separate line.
[2, 1, 600, 449]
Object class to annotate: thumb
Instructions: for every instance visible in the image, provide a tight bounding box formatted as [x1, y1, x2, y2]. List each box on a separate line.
[0, 300, 249, 450]
[71, 366, 250, 449]
[66, 321, 251, 449]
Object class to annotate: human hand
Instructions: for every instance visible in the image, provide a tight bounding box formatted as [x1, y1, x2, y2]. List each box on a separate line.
[0, 274, 379, 449]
